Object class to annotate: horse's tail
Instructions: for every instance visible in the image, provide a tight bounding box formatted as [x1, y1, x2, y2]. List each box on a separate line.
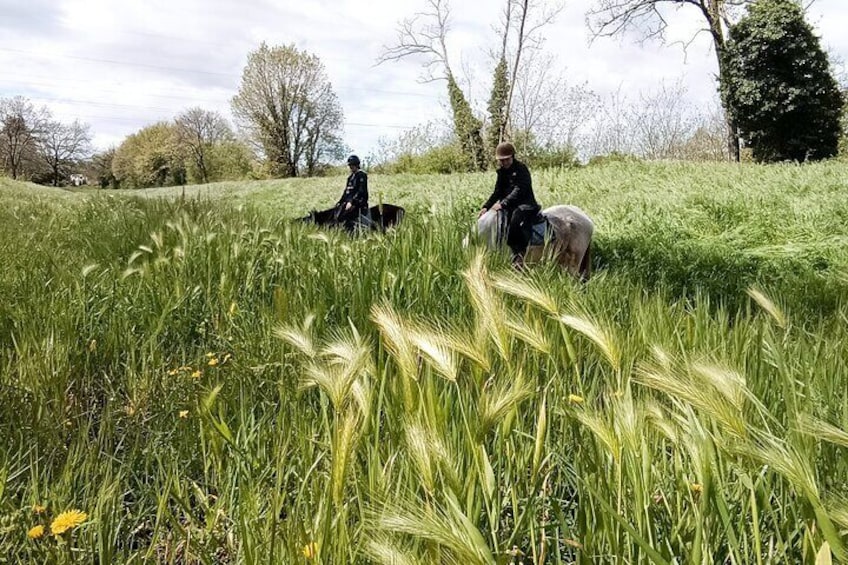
[579, 243, 592, 282]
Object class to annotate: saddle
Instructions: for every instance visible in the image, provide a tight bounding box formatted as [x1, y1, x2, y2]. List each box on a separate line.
[529, 216, 552, 246]
[495, 211, 552, 247]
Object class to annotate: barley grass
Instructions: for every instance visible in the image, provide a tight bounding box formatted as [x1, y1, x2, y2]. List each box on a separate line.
[1, 161, 847, 562]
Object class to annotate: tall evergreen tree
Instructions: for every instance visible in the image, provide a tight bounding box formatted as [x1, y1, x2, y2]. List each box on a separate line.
[487, 57, 510, 160]
[721, 0, 844, 162]
[448, 74, 487, 171]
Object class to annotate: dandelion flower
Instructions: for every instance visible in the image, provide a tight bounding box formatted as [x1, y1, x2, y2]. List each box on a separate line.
[50, 510, 87, 535]
[206, 352, 215, 358]
[179, 410, 189, 419]
[568, 394, 584, 404]
[208, 358, 219, 367]
[191, 370, 202, 379]
[302, 541, 318, 559]
[690, 483, 703, 494]
[168, 369, 178, 376]
[32, 505, 46, 514]
[28, 525, 45, 539]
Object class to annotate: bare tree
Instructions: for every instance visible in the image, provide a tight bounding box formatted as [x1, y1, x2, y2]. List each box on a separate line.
[1, 96, 49, 180]
[502, 0, 565, 138]
[378, 0, 487, 170]
[231, 43, 343, 178]
[39, 119, 92, 186]
[632, 80, 699, 159]
[174, 108, 232, 184]
[512, 51, 599, 153]
[584, 87, 640, 157]
[377, 0, 455, 81]
[587, 0, 751, 161]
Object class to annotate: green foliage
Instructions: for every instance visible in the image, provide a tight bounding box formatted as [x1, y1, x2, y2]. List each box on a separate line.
[586, 151, 644, 167]
[486, 57, 510, 159]
[721, 0, 844, 162]
[3, 162, 848, 562]
[112, 122, 186, 189]
[447, 74, 487, 172]
[840, 89, 848, 158]
[372, 142, 470, 174]
[186, 140, 255, 184]
[510, 129, 580, 170]
[231, 42, 343, 178]
[87, 149, 119, 189]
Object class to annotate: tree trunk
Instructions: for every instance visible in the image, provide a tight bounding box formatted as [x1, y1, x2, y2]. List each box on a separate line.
[707, 0, 740, 162]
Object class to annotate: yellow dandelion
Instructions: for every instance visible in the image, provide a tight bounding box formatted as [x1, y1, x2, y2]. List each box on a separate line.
[28, 525, 45, 539]
[179, 410, 189, 419]
[568, 394, 584, 404]
[33, 505, 46, 514]
[205, 352, 215, 358]
[191, 370, 202, 379]
[50, 510, 87, 535]
[302, 541, 318, 559]
[207, 358, 219, 367]
[168, 369, 178, 376]
[690, 483, 703, 494]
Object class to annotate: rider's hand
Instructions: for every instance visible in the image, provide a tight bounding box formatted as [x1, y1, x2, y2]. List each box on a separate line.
[478, 207, 488, 218]
[491, 202, 502, 212]
[344, 202, 352, 210]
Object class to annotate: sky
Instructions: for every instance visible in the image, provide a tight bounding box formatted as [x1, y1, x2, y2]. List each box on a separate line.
[1, 0, 846, 159]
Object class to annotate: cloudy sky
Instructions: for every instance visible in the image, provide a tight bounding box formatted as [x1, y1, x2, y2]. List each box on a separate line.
[1, 0, 846, 158]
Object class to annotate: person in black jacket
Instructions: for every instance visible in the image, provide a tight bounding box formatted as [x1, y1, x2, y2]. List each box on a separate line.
[479, 142, 541, 269]
[335, 155, 369, 231]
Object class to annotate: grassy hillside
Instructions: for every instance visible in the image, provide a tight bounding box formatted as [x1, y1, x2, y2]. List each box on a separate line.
[1, 162, 847, 563]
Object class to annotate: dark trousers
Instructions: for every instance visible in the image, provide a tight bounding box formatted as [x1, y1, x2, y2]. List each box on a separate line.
[336, 205, 366, 231]
[506, 205, 541, 257]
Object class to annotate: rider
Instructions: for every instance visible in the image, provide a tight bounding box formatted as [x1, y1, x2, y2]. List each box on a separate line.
[479, 142, 541, 269]
[335, 155, 369, 231]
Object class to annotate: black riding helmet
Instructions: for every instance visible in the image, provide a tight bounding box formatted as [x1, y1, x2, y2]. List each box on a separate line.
[347, 155, 360, 167]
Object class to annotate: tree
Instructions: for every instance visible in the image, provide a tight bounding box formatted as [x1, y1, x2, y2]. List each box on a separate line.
[0, 96, 49, 180]
[231, 43, 343, 178]
[487, 57, 510, 157]
[87, 148, 119, 189]
[501, 0, 564, 138]
[39, 120, 92, 186]
[588, 0, 752, 161]
[721, 0, 844, 162]
[112, 122, 185, 188]
[511, 51, 598, 155]
[378, 0, 487, 171]
[174, 108, 233, 184]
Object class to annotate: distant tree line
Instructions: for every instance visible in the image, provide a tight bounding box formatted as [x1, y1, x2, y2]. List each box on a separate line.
[374, 0, 844, 171]
[3, 0, 845, 189]
[0, 96, 92, 185]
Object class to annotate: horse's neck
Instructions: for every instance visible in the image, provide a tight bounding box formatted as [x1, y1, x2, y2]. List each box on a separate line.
[477, 210, 503, 249]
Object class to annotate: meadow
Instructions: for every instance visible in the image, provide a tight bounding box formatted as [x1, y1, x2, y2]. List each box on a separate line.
[1, 160, 847, 563]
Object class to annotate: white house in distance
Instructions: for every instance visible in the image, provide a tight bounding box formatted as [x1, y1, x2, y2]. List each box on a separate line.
[69, 174, 88, 186]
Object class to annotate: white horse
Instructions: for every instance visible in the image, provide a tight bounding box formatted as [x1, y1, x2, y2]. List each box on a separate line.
[477, 205, 594, 279]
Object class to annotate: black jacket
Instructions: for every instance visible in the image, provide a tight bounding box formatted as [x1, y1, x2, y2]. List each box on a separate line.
[337, 170, 368, 210]
[482, 159, 538, 212]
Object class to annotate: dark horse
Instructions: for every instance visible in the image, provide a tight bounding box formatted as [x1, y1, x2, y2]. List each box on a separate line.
[299, 203, 406, 232]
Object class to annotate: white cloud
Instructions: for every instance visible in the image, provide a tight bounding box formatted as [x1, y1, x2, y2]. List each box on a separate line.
[1, 0, 845, 156]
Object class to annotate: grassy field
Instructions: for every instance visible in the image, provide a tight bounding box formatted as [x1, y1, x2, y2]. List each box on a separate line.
[1, 161, 847, 563]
